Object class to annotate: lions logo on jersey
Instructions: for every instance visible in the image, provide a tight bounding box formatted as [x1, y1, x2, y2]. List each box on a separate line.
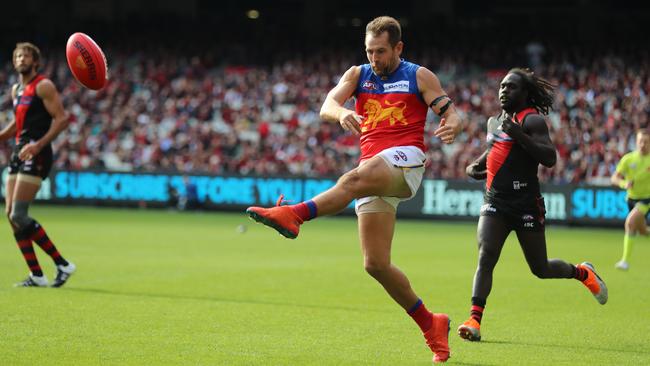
[361, 99, 408, 132]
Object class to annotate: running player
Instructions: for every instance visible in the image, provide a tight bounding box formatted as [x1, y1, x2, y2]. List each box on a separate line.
[610, 129, 650, 271]
[1, 42, 76, 287]
[458, 68, 607, 342]
[246, 16, 462, 363]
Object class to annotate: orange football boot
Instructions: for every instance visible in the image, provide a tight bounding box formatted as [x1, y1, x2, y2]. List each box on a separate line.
[423, 313, 451, 363]
[457, 317, 481, 341]
[577, 262, 608, 305]
[246, 195, 303, 239]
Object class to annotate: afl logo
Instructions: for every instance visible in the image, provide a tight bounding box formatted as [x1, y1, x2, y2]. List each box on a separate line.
[362, 81, 377, 90]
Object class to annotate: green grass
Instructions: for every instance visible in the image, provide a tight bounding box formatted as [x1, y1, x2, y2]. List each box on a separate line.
[0, 206, 649, 365]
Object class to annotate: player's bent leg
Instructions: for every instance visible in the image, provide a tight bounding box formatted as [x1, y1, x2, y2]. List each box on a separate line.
[516, 230, 574, 279]
[314, 155, 410, 215]
[516, 229, 607, 303]
[246, 155, 410, 239]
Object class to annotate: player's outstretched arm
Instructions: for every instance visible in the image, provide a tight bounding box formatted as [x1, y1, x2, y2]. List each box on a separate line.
[501, 114, 556, 167]
[466, 150, 488, 180]
[18, 79, 69, 161]
[320, 66, 362, 135]
[417, 67, 463, 144]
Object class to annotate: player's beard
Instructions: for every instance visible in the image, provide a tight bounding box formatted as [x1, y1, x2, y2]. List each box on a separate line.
[16, 64, 35, 75]
[374, 59, 397, 77]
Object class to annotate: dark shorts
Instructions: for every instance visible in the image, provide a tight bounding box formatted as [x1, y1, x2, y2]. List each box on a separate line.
[627, 197, 650, 220]
[8, 143, 53, 179]
[480, 196, 546, 232]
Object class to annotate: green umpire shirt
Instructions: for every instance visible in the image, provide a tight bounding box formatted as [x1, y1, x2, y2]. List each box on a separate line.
[616, 151, 650, 199]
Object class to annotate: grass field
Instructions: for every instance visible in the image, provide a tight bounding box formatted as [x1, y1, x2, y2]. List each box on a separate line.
[0, 206, 649, 365]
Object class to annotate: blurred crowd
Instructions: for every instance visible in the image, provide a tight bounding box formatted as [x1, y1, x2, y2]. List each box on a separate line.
[0, 45, 647, 185]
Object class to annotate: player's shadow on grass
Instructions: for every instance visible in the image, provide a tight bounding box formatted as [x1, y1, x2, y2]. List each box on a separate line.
[62, 287, 392, 314]
[481, 339, 650, 356]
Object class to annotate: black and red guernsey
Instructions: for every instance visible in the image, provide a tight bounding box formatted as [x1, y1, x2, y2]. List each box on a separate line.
[13, 74, 50, 145]
[485, 107, 541, 209]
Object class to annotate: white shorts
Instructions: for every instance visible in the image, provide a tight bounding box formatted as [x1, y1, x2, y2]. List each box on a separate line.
[355, 146, 426, 215]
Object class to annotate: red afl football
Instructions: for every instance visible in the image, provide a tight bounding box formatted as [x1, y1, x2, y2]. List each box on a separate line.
[65, 33, 107, 90]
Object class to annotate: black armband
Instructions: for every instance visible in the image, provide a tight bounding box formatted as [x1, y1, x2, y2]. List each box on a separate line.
[429, 95, 448, 108]
[438, 100, 453, 116]
[429, 95, 453, 116]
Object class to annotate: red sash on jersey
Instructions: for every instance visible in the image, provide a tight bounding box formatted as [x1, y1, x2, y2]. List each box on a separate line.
[14, 75, 46, 143]
[486, 108, 537, 190]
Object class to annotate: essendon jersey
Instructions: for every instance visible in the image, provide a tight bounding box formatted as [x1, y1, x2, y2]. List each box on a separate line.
[13, 75, 51, 144]
[354, 60, 428, 161]
[485, 108, 542, 207]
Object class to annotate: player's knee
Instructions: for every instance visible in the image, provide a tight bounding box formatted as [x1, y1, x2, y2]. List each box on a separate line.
[529, 264, 550, 279]
[9, 202, 32, 229]
[9, 211, 30, 229]
[338, 170, 363, 195]
[364, 258, 390, 278]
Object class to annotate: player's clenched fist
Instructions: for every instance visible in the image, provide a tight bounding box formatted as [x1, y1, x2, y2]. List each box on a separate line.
[500, 113, 524, 139]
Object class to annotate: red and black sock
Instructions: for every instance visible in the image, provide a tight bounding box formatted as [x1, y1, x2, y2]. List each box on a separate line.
[30, 222, 68, 267]
[407, 299, 434, 333]
[573, 265, 588, 281]
[14, 232, 43, 276]
[291, 200, 318, 221]
[471, 297, 486, 324]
